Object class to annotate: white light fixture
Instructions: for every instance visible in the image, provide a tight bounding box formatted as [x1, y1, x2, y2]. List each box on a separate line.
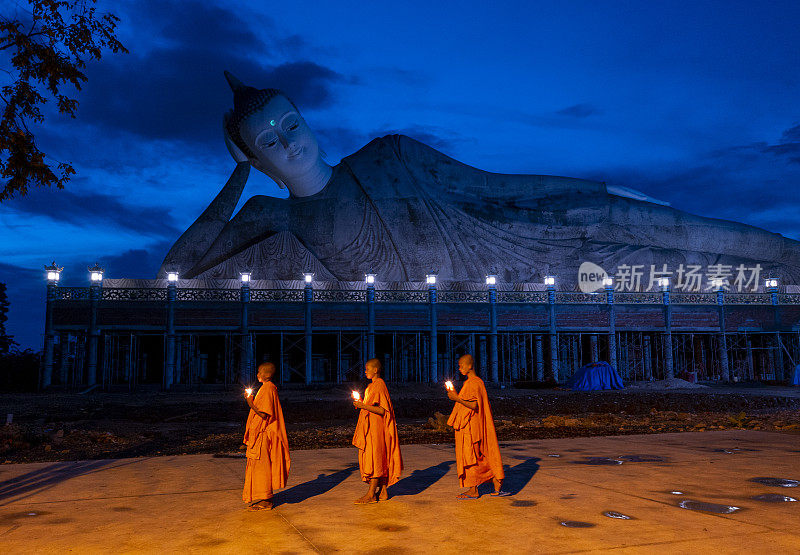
[240, 272, 251, 283]
[711, 278, 724, 290]
[658, 277, 670, 289]
[485, 275, 497, 286]
[602, 277, 613, 287]
[167, 271, 179, 282]
[88, 262, 104, 283]
[303, 272, 314, 284]
[544, 276, 555, 286]
[45, 262, 63, 283]
[90, 271, 103, 282]
[765, 278, 778, 288]
[426, 274, 437, 285]
[365, 273, 376, 285]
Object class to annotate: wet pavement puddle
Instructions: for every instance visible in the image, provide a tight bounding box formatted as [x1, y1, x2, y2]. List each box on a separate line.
[559, 520, 595, 528]
[750, 477, 799, 488]
[573, 457, 623, 465]
[603, 511, 632, 520]
[678, 500, 741, 514]
[751, 493, 798, 503]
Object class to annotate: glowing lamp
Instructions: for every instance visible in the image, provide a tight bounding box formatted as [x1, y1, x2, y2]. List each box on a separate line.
[45, 262, 62, 283]
[485, 275, 497, 286]
[88, 263, 104, 283]
[426, 274, 437, 285]
[352, 391, 360, 401]
[303, 272, 314, 284]
[658, 277, 670, 290]
[603, 277, 613, 287]
[544, 276, 555, 286]
[711, 278, 724, 290]
[240, 272, 251, 283]
[167, 271, 179, 282]
[365, 274, 376, 285]
[765, 278, 778, 288]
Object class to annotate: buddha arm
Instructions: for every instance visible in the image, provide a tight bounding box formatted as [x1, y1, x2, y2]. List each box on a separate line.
[158, 162, 250, 276]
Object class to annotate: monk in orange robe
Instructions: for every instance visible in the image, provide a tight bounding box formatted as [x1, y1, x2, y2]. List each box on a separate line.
[243, 362, 291, 510]
[352, 358, 403, 504]
[446, 354, 508, 498]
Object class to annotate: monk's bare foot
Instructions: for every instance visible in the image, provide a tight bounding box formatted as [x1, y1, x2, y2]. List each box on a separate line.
[378, 489, 389, 501]
[354, 494, 378, 504]
[248, 499, 272, 511]
[456, 488, 479, 499]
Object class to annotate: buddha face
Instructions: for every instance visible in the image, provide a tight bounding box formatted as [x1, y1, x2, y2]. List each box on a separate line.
[238, 95, 323, 190]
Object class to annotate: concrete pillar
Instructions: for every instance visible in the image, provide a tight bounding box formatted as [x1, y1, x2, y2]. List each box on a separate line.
[304, 282, 313, 385]
[367, 282, 376, 360]
[662, 286, 674, 379]
[428, 282, 438, 383]
[643, 335, 653, 380]
[535, 335, 544, 381]
[86, 281, 102, 387]
[548, 284, 559, 382]
[746, 336, 754, 381]
[605, 284, 617, 371]
[716, 288, 730, 382]
[42, 281, 56, 388]
[590, 334, 599, 363]
[59, 332, 69, 386]
[488, 284, 499, 383]
[165, 281, 176, 390]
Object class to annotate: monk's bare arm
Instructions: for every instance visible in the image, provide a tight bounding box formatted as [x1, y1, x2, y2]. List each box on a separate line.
[246, 394, 271, 420]
[446, 389, 478, 411]
[352, 401, 386, 416]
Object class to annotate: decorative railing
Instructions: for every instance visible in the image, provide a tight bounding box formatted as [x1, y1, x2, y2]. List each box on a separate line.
[50, 286, 800, 305]
[375, 290, 428, 303]
[497, 291, 548, 303]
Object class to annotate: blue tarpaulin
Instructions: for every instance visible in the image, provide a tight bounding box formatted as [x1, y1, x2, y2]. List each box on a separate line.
[792, 364, 800, 386]
[566, 361, 625, 391]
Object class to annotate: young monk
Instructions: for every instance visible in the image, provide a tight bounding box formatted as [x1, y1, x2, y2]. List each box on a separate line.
[352, 358, 403, 504]
[243, 362, 290, 510]
[446, 354, 508, 498]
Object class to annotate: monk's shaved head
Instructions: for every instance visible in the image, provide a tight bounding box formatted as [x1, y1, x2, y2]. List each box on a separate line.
[366, 358, 382, 375]
[459, 354, 474, 369]
[257, 362, 276, 379]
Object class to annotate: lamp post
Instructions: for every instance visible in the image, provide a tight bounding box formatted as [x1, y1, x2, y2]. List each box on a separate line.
[545, 276, 558, 382]
[42, 262, 62, 389]
[603, 277, 617, 370]
[164, 271, 178, 390]
[426, 274, 438, 383]
[765, 278, 783, 380]
[659, 277, 674, 380]
[365, 273, 376, 361]
[303, 273, 314, 385]
[486, 274, 499, 383]
[86, 263, 104, 388]
[240, 272, 252, 385]
[713, 278, 730, 382]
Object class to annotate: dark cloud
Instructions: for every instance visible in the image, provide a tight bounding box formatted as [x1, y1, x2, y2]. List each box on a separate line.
[556, 103, 601, 118]
[780, 123, 800, 142]
[100, 241, 173, 279]
[760, 124, 800, 163]
[75, 1, 351, 148]
[4, 189, 180, 237]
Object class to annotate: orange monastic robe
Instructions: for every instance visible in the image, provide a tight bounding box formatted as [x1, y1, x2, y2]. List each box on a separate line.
[352, 377, 403, 485]
[447, 375, 504, 487]
[242, 381, 291, 502]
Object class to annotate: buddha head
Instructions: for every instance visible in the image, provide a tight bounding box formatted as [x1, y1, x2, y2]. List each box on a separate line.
[224, 71, 332, 197]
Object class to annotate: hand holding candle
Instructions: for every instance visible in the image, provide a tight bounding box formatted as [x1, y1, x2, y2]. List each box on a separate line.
[352, 391, 360, 401]
[245, 388, 253, 397]
[445, 380, 454, 391]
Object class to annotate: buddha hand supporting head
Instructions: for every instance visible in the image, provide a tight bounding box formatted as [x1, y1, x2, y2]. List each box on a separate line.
[223, 70, 331, 197]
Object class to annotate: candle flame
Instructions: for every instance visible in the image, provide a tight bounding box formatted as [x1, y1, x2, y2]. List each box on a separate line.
[352, 391, 360, 401]
[245, 388, 253, 396]
[445, 380, 454, 391]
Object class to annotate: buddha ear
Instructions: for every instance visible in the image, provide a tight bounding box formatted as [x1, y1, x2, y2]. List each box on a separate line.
[223, 111, 249, 163]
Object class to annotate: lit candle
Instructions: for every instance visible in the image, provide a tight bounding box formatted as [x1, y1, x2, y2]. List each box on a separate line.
[352, 391, 360, 401]
[445, 380, 454, 391]
[245, 388, 253, 397]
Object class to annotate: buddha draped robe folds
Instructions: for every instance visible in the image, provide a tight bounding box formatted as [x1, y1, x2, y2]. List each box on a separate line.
[447, 375, 504, 487]
[242, 382, 290, 502]
[352, 378, 403, 485]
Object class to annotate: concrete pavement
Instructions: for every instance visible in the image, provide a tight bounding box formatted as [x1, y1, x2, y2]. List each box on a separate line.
[1, 430, 799, 554]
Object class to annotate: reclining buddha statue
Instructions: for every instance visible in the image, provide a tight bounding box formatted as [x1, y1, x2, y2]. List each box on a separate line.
[159, 72, 800, 290]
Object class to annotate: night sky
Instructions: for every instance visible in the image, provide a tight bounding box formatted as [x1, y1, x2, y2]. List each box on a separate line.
[2, 0, 800, 349]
